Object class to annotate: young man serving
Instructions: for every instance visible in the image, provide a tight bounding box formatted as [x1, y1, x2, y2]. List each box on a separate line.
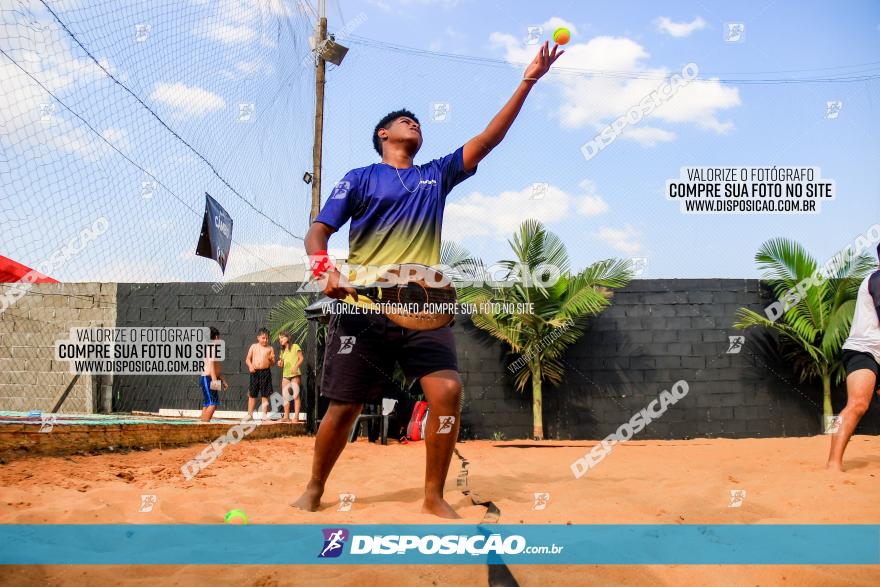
[293, 42, 563, 518]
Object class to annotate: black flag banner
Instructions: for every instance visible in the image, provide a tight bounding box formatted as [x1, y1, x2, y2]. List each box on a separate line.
[195, 193, 233, 273]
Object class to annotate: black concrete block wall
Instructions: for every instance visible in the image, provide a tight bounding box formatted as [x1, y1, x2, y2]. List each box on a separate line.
[113, 283, 315, 414]
[539, 279, 858, 440]
[453, 320, 532, 441]
[457, 278, 878, 439]
[114, 280, 880, 438]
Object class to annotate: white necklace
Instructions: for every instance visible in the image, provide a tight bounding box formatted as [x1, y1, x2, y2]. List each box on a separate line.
[382, 161, 422, 194]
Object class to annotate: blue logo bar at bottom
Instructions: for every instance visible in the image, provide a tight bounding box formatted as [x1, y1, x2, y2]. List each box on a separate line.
[1, 524, 878, 565]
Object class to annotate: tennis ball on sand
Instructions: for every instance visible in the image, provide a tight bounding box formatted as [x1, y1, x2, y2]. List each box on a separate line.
[553, 28, 571, 45]
[224, 509, 248, 524]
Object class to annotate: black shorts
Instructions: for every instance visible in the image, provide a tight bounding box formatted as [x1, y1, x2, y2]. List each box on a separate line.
[320, 307, 459, 404]
[248, 368, 274, 398]
[842, 349, 880, 391]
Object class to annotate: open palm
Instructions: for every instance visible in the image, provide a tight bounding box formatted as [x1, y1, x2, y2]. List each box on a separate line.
[524, 41, 564, 80]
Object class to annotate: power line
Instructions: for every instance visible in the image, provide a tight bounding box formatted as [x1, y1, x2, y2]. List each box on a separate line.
[346, 35, 880, 85]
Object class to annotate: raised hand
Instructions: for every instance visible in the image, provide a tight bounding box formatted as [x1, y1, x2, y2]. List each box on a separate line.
[523, 41, 564, 81]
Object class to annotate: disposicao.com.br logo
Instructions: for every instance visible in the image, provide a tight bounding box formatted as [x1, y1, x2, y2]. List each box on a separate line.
[318, 528, 349, 558]
[318, 527, 564, 558]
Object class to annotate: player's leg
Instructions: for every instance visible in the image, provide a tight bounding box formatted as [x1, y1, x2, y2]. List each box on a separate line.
[290, 399, 364, 511]
[398, 325, 462, 518]
[291, 310, 389, 511]
[827, 352, 877, 470]
[419, 369, 462, 518]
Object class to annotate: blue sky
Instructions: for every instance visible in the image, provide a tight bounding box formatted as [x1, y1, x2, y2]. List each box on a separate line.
[1, 0, 879, 282]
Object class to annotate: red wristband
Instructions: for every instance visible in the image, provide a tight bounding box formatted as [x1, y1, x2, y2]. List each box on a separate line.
[309, 250, 334, 278]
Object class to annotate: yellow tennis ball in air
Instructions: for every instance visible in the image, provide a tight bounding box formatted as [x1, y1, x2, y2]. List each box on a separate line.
[553, 27, 571, 45]
[224, 509, 248, 524]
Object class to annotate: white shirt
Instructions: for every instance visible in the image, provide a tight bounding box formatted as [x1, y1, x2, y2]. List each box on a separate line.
[842, 274, 880, 364]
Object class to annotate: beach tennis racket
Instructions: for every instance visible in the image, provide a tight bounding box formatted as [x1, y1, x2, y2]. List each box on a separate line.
[338, 263, 458, 331]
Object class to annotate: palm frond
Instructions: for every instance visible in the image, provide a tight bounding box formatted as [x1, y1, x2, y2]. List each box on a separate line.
[755, 238, 816, 284]
[267, 296, 324, 347]
[734, 238, 873, 420]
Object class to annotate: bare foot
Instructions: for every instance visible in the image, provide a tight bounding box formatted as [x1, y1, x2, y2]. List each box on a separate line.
[825, 462, 845, 472]
[421, 495, 461, 519]
[290, 483, 323, 512]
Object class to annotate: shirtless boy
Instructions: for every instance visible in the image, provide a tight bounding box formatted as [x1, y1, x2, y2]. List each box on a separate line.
[246, 327, 276, 421]
[199, 326, 228, 422]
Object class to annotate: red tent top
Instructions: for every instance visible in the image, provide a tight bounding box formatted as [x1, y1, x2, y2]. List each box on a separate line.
[0, 255, 57, 283]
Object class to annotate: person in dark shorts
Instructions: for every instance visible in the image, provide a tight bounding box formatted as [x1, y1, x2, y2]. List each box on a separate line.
[321, 309, 459, 404]
[199, 326, 227, 422]
[827, 244, 880, 471]
[246, 328, 276, 422]
[290, 41, 564, 518]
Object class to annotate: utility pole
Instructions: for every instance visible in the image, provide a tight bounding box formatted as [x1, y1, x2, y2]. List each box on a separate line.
[307, 0, 327, 433]
[310, 3, 327, 222]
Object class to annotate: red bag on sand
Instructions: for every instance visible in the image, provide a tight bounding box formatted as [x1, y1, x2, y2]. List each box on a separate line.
[406, 401, 429, 441]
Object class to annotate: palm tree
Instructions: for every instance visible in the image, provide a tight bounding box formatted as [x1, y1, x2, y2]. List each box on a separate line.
[267, 294, 322, 347]
[458, 220, 632, 440]
[733, 238, 873, 428]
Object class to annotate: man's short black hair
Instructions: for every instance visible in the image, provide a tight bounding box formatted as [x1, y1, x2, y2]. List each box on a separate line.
[258, 327, 269, 336]
[373, 109, 419, 155]
[209, 326, 220, 340]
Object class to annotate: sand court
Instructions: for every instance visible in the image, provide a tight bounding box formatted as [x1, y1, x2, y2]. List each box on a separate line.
[1, 435, 878, 585]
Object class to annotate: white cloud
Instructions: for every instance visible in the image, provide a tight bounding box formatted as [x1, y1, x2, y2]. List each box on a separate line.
[593, 225, 642, 254]
[575, 179, 610, 216]
[650, 79, 739, 133]
[193, 0, 290, 46]
[490, 30, 740, 144]
[445, 181, 610, 241]
[200, 23, 257, 44]
[655, 16, 707, 38]
[265, 0, 291, 16]
[100, 127, 129, 150]
[620, 126, 677, 146]
[221, 57, 276, 80]
[541, 17, 578, 37]
[149, 82, 225, 118]
[235, 58, 274, 75]
[367, 0, 463, 12]
[0, 10, 130, 164]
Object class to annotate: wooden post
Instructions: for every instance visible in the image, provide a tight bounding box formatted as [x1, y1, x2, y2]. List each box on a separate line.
[310, 16, 327, 222]
[307, 8, 328, 433]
